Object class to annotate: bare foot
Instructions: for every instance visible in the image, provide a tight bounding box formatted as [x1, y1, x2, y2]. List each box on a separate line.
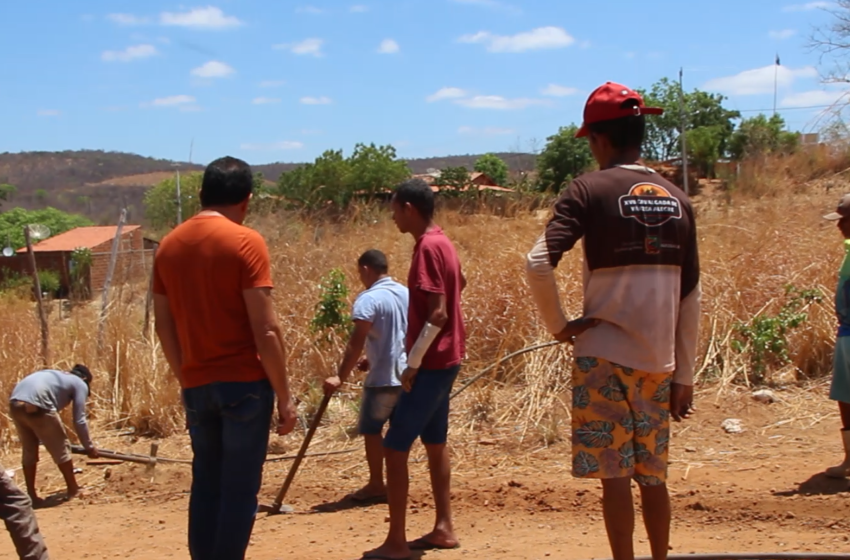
[66, 485, 82, 500]
[361, 542, 411, 560]
[409, 529, 460, 550]
[29, 496, 45, 509]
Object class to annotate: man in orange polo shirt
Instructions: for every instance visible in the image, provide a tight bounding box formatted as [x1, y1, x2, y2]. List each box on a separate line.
[153, 156, 297, 560]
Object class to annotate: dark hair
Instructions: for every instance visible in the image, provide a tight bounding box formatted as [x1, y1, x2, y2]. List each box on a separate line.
[358, 249, 388, 274]
[200, 156, 254, 207]
[70, 364, 92, 387]
[392, 178, 434, 221]
[586, 99, 646, 151]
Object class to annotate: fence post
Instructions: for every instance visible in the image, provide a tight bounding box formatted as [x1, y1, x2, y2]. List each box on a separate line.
[97, 209, 127, 354]
[143, 245, 157, 341]
[24, 227, 50, 366]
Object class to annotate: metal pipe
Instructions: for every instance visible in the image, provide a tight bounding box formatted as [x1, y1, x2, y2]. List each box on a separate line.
[584, 555, 850, 560]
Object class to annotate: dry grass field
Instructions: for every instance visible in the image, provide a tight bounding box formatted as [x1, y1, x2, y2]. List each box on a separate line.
[0, 150, 845, 452]
[1, 151, 850, 559]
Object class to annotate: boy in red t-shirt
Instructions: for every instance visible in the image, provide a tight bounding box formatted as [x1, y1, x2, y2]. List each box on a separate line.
[363, 178, 466, 560]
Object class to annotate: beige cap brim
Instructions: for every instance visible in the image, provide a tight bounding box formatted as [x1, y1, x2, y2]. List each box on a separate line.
[824, 212, 843, 220]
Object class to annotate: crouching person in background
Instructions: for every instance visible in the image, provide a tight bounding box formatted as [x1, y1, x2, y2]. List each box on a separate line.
[9, 365, 98, 505]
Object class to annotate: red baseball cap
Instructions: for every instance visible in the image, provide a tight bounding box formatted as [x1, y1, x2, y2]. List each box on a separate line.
[575, 81, 664, 138]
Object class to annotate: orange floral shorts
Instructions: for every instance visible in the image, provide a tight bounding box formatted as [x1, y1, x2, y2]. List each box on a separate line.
[571, 357, 672, 486]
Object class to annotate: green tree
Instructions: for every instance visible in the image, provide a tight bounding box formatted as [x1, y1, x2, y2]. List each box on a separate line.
[143, 172, 202, 231]
[34, 189, 48, 205]
[348, 143, 411, 198]
[434, 166, 471, 196]
[637, 78, 740, 162]
[536, 125, 594, 193]
[276, 143, 410, 209]
[0, 207, 93, 250]
[474, 153, 509, 186]
[728, 114, 800, 160]
[0, 184, 16, 206]
[686, 126, 724, 178]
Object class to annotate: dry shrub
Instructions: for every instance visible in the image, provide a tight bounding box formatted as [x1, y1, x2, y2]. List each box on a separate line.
[0, 152, 844, 451]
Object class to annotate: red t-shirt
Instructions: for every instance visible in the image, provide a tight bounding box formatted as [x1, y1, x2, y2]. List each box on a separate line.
[152, 214, 273, 389]
[406, 226, 466, 370]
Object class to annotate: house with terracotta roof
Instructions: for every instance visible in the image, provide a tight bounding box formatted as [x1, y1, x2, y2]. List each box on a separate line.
[2, 225, 146, 298]
[411, 171, 513, 193]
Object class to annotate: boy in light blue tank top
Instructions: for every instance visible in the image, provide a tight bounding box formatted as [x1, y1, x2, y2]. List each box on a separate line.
[823, 193, 850, 478]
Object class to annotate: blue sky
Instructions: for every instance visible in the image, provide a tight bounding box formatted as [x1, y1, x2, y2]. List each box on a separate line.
[0, 0, 844, 164]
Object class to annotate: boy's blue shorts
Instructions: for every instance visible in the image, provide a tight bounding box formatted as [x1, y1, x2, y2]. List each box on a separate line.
[383, 365, 461, 452]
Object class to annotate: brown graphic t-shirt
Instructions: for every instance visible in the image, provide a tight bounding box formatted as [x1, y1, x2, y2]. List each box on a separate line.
[527, 164, 701, 383]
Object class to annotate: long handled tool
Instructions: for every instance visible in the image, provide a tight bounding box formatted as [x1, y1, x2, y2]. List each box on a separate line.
[259, 391, 333, 516]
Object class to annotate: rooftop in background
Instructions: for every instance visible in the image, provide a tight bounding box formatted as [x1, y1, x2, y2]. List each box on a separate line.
[411, 171, 514, 193]
[17, 225, 141, 253]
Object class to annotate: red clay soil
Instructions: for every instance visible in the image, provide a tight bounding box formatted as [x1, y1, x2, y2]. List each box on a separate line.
[2, 385, 850, 560]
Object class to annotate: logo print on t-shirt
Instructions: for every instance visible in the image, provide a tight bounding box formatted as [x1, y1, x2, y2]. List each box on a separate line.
[618, 182, 682, 227]
[645, 236, 661, 255]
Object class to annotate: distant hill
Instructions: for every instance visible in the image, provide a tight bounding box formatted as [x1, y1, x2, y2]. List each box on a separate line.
[0, 149, 537, 225]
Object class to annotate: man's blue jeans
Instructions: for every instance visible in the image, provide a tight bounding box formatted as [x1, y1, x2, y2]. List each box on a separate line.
[182, 379, 274, 560]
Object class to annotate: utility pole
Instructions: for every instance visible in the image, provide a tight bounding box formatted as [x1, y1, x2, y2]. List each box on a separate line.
[678, 67, 690, 196]
[172, 162, 183, 225]
[773, 53, 780, 116]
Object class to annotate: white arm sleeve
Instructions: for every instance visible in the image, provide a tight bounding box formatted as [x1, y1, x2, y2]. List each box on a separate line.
[673, 283, 701, 386]
[407, 322, 442, 369]
[525, 233, 569, 335]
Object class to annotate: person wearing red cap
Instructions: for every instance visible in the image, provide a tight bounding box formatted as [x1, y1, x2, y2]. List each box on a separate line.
[823, 194, 850, 478]
[526, 81, 701, 560]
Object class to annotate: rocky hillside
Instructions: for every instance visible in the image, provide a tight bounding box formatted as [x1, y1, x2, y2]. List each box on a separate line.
[0, 150, 537, 224]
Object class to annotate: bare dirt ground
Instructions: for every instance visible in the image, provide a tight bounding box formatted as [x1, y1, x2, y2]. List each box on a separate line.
[3, 383, 850, 560]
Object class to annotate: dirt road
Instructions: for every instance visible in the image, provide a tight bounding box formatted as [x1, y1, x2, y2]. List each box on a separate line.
[3, 385, 850, 560]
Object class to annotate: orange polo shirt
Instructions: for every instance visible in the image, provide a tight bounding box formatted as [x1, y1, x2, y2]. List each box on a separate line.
[152, 213, 273, 389]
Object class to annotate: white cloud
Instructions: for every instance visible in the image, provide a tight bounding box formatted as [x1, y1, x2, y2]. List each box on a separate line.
[144, 95, 197, 108]
[541, 84, 578, 97]
[296, 5, 325, 14]
[101, 44, 158, 62]
[190, 60, 235, 78]
[179, 105, 204, 113]
[37, 109, 61, 117]
[378, 39, 400, 54]
[458, 126, 515, 136]
[259, 80, 286, 88]
[458, 26, 574, 53]
[703, 64, 818, 95]
[107, 13, 151, 25]
[274, 38, 324, 56]
[455, 95, 548, 110]
[241, 141, 304, 151]
[769, 29, 797, 40]
[781, 88, 850, 107]
[160, 7, 243, 29]
[426, 87, 468, 102]
[782, 1, 832, 11]
[300, 96, 332, 105]
[580, 40, 591, 49]
[350, 5, 369, 12]
[253, 97, 281, 105]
